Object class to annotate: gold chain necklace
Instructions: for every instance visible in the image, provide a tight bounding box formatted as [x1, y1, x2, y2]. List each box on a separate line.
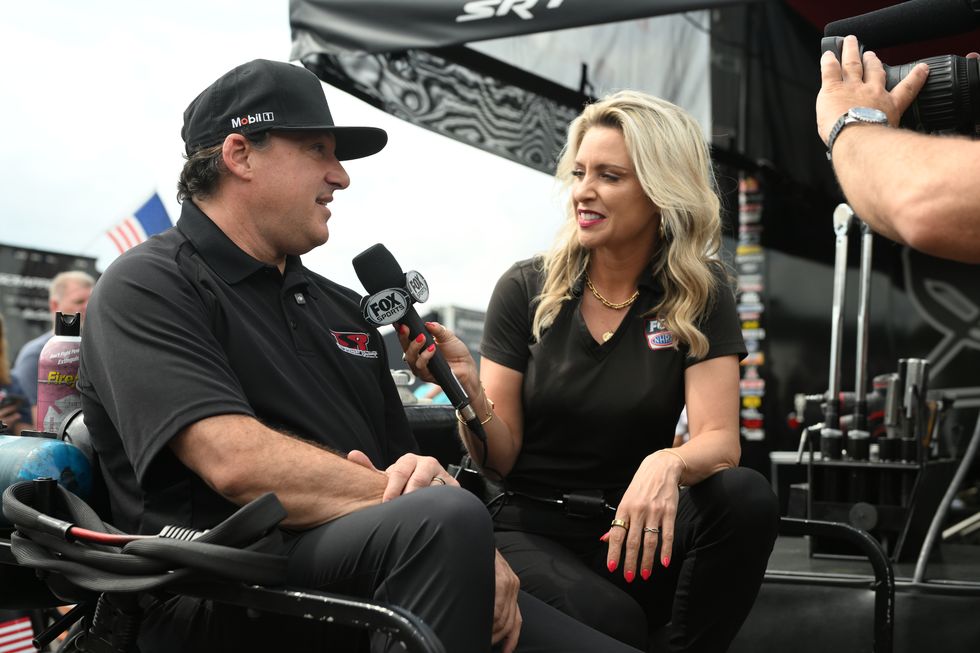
[585, 273, 639, 310]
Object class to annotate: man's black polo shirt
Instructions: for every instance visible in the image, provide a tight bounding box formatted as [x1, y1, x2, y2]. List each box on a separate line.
[480, 258, 745, 497]
[78, 200, 415, 534]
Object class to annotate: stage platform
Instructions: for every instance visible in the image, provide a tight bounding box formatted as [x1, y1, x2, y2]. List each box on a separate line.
[730, 534, 980, 653]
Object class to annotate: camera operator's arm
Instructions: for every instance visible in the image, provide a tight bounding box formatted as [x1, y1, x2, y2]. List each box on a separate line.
[817, 36, 980, 264]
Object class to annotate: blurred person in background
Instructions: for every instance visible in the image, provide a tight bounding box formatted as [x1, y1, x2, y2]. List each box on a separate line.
[11, 270, 94, 423]
[1, 314, 32, 434]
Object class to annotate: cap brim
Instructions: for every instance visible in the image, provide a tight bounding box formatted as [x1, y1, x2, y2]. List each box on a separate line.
[272, 125, 388, 161]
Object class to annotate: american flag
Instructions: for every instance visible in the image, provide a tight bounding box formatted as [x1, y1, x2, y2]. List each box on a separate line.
[106, 193, 172, 255]
[0, 617, 36, 653]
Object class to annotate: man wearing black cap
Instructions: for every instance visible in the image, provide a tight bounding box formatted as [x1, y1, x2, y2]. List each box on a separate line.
[78, 60, 641, 653]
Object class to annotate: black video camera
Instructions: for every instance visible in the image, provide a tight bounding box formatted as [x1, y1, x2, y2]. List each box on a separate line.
[822, 35, 980, 136]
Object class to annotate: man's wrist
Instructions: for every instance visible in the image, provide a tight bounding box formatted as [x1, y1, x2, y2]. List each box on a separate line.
[826, 107, 889, 160]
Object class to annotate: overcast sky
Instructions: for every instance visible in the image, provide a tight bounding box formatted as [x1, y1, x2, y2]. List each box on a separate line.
[1, 0, 561, 311]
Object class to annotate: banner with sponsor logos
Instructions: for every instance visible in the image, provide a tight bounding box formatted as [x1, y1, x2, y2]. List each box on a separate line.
[736, 175, 766, 442]
[0, 244, 98, 356]
[289, 0, 753, 173]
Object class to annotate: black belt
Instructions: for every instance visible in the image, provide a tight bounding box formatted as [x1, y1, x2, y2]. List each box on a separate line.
[451, 461, 619, 519]
[506, 488, 617, 519]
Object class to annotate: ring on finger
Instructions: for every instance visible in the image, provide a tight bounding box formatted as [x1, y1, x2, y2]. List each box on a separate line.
[430, 476, 447, 486]
[610, 518, 628, 530]
[642, 526, 660, 534]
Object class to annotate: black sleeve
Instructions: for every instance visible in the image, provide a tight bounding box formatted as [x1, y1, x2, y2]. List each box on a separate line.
[685, 267, 747, 368]
[480, 260, 537, 373]
[78, 248, 254, 483]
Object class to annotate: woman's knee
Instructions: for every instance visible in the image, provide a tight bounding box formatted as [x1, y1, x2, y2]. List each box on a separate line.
[692, 467, 779, 542]
[722, 467, 779, 525]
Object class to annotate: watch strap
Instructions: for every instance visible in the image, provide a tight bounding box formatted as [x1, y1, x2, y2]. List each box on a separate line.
[826, 108, 888, 161]
[825, 113, 850, 161]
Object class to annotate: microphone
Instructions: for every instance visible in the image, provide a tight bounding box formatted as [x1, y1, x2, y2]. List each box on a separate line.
[824, 0, 980, 50]
[352, 244, 487, 441]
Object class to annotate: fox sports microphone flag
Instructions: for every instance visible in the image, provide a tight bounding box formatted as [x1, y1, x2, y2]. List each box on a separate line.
[106, 193, 172, 255]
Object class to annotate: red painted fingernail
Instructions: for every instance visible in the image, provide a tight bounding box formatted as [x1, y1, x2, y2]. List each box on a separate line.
[607, 560, 617, 573]
[415, 333, 425, 344]
[599, 532, 610, 543]
[662, 556, 670, 568]
[641, 568, 651, 581]
[625, 570, 635, 584]
[425, 321, 437, 327]
[427, 344, 435, 353]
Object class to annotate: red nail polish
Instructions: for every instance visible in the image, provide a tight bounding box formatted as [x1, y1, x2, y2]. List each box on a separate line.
[415, 333, 425, 344]
[662, 556, 670, 568]
[607, 560, 617, 573]
[425, 321, 437, 328]
[427, 344, 435, 353]
[599, 532, 610, 543]
[641, 568, 651, 581]
[625, 570, 635, 583]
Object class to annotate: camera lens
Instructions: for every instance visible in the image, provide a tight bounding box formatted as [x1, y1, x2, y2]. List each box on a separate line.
[885, 55, 980, 135]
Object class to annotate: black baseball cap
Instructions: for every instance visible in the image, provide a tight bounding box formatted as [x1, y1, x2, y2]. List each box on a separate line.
[181, 59, 387, 160]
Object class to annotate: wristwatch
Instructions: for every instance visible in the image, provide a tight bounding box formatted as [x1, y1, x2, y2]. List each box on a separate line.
[826, 107, 889, 160]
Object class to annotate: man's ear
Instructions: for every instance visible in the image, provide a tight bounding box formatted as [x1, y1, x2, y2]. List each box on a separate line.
[222, 133, 254, 180]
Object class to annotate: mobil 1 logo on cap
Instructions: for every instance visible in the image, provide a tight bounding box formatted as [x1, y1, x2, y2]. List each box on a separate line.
[361, 288, 410, 326]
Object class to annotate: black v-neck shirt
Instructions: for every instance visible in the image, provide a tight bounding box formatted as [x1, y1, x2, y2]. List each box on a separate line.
[481, 257, 745, 496]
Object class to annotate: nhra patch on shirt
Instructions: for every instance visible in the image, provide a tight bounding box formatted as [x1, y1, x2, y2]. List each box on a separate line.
[330, 330, 379, 358]
[645, 319, 674, 350]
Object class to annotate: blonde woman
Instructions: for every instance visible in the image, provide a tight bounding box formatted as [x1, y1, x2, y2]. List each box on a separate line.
[402, 91, 778, 651]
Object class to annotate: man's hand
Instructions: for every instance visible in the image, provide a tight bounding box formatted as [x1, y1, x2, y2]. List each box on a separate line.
[816, 34, 929, 144]
[347, 450, 458, 502]
[492, 549, 522, 653]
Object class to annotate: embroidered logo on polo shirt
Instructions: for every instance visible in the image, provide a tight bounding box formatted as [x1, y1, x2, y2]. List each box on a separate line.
[330, 330, 379, 359]
[645, 319, 674, 350]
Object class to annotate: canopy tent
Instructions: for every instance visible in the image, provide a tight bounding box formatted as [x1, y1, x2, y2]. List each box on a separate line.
[290, 0, 980, 202]
[289, 0, 757, 175]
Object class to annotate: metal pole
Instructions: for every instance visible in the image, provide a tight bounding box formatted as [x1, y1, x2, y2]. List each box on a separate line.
[822, 204, 854, 459]
[853, 220, 874, 431]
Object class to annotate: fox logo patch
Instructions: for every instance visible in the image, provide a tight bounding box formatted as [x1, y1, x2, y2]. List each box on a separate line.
[645, 319, 674, 350]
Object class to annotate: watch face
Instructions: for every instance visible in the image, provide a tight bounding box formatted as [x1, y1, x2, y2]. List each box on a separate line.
[849, 107, 888, 123]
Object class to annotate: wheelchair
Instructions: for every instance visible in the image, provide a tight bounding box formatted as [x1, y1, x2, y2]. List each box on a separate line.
[1, 408, 455, 653]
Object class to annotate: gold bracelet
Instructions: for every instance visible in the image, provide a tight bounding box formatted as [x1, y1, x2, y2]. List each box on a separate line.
[657, 448, 688, 472]
[456, 386, 495, 427]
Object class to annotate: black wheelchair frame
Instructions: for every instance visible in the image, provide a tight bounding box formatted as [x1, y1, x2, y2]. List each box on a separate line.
[1, 408, 452, 653]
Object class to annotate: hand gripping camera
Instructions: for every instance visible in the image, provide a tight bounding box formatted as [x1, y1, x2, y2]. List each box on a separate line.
[823, 0, 980, 136]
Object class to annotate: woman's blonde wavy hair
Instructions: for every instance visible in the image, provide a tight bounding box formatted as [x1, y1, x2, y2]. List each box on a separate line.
[532, 90, 724, 359]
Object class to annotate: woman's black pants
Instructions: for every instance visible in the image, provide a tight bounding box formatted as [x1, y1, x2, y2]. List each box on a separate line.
[493, 466, 779, 653]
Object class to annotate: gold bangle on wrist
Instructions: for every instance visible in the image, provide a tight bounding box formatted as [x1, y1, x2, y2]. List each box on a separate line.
[657, 448, 688, 472]
[456, 386, 495, 427]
